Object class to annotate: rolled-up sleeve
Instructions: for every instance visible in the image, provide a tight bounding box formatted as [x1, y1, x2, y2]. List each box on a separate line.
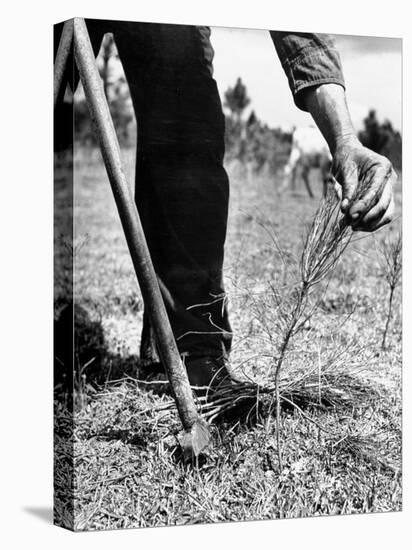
[270, 31, 345, 111]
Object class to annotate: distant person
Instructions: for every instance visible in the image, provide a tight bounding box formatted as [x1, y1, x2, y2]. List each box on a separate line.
[55, 21, 396, 390]
[279, 125, 332, 197]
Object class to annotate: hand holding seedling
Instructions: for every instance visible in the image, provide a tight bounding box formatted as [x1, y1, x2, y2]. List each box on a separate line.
[303, 83, 396, 232]
[332, 137, 396, 231]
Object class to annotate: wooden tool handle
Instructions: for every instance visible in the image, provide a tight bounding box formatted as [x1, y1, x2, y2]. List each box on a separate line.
[72, 18, 211, 456]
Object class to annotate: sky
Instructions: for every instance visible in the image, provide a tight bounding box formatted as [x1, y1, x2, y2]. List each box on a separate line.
[210, 27, 402, 132]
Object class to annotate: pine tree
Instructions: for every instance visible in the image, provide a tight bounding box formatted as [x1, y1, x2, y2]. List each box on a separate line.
[224, 77, 251, 123]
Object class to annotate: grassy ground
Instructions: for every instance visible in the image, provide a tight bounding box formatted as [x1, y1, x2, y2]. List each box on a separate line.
[54, 148, 402, 530]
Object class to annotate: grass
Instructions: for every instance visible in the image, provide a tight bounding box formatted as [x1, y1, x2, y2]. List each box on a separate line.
[54, 148, 402, 530]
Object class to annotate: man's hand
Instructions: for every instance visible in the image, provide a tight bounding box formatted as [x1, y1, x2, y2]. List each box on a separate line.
[333, 136, 396, 232]
[302, 83, 396, 233]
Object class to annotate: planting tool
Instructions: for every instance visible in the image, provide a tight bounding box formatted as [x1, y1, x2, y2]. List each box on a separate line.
[54, 19, 73, 108]
[54, 18, 211, 460]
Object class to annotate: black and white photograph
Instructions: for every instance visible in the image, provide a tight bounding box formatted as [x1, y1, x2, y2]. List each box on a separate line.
[52, 15, 403, 532]
[2, 0, 411, 546]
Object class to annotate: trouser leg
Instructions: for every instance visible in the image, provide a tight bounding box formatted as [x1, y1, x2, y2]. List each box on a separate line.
[112, 22, 232, 360]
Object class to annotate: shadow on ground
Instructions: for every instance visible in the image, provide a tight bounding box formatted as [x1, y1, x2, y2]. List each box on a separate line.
[23, 507, 53, 524]
[54, 301, 146, 401]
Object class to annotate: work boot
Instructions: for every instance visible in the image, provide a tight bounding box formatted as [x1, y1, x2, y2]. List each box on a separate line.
[183, 355, 242, 394]
[138, 355, 242, 397]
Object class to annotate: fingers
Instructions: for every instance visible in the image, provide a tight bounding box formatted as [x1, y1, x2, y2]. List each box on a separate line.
[353, 195, 395, 232]
[348, 161, 393, 221]
[350, 167, 396, 231]
[333, 142, 397, 233]
[358, 176, 393, 226]
[333, 179, 342, 200]
[338, 160, 358, 213]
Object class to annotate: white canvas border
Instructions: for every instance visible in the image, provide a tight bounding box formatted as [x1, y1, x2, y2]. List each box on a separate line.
[1, 0, 409, 548]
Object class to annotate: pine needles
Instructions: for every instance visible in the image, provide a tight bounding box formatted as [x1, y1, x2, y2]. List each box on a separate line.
[379, 231, 402, 350]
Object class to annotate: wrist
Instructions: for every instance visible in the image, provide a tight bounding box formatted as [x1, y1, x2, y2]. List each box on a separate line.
[303, 84, 357, 154]
[334, 133, 361, 152]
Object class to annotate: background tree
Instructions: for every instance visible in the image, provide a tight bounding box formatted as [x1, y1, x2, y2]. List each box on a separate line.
[224, 77, 251, 124]
[223, 80, 292, 175]
[75, 34, 136, 148]
[358, 109, 402, 171]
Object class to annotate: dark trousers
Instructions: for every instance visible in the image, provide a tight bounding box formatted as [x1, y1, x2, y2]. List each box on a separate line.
[57, 20, 233, 360]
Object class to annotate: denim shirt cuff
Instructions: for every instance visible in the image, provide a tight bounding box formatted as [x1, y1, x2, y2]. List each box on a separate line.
[285, 47, 345, 111]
